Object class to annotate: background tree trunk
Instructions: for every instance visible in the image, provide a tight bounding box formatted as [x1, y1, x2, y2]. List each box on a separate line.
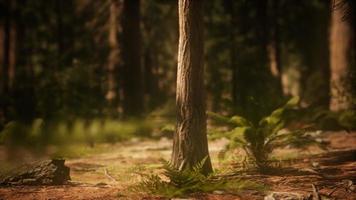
[267, 0, 283, 95]
[329, 0, 355, 111]
[172, 0, 212, 175]
[106, 0, 121, 116]
[122, 0, 144, 117]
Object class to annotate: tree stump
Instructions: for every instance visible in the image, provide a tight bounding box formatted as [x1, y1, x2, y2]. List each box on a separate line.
[0, 159, 70, 186]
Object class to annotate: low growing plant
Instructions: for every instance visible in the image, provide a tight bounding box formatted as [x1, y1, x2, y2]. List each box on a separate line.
[131, 158, 263, 198]
[209, 97, 323, 170]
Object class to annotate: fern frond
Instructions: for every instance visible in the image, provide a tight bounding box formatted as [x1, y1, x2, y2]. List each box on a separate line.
[229, 115, 253, 127]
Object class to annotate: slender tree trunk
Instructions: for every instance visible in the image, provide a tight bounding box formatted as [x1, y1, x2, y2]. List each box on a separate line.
[226, 0, 239, 108]
[56, 0, 64, 68]
[55, 0, 74, 68]
[0, 11, 5, 129]
[172, 0, 212, 175]
[0, 19, 4, 96]
[143, 46, 159, 109]
[267, 0, 283, 95]
[1, 0, 16, 124]
[106, 0, 121, 116]
[122, 0, 143, 117]
[329, 0, 355, 111]
[297, 1, 330, 108]
[3, 0, 16, 94]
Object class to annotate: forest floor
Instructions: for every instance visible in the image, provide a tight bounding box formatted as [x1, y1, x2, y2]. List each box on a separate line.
[0, 131, 355, 200]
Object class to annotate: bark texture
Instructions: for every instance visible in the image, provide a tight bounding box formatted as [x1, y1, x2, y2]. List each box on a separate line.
[0, 159, 70, 186]
[172, 0, 212, 175]
[329, 0, 355, 111]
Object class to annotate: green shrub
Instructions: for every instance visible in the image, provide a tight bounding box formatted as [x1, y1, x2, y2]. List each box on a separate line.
[209, 97, 322, 170]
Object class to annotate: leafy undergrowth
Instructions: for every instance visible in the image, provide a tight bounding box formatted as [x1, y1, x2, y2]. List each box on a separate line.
[130, 158, 266, 198]
[209, 97, 326, 171]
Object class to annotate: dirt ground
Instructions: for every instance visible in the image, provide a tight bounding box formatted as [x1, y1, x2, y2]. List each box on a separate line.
[0, 131, 355, 200]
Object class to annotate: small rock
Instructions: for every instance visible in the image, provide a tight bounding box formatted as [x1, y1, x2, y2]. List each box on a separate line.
[95, 182, 108, 187]
[213, 190, 225, 195]
[21, 178, 37, 185]
[264, 192, 304, 200]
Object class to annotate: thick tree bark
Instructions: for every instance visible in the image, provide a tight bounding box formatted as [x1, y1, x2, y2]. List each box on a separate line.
[172, 0, 212, 175]
[106, 0, 121, 115]
[0, 159, 70, 186]
[329, 0, 355, 111]
[122, 0, 144, 117]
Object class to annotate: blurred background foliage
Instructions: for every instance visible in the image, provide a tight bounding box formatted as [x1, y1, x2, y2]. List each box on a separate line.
[0, 0, 355, 157]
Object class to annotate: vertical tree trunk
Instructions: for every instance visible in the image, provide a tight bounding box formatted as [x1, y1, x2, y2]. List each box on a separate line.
[106, 0, 121, 116]
[267, 0, 283, 95]
[3, 0, 16, 94]
[1, 0, 16, 124]
[0, 9, 5, 128]
[56, 0, 64, 69]
[122, 0, 143, 117]
[13, 0, 36, 122]
[172, 0, 212, 175]
[329, 0, 355, 111]
[296, 1, 330, 108]
[0, 18, 4, 96]
[226, 0, 239, 108]
[143, 46, 159, 109]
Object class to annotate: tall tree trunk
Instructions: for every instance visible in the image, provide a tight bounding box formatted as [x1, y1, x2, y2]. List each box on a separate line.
[122, 0, 143, 117]
[0, 8, 5, 129]
[329, 0, 355, 111]
[56, 0, 64, 69]
[0, 19, 4, 97]
[172, 0, 212, 175]
[267, 0, 283, 95]
[143, 46, 159, 109]
[225, 0, 239, 108]
[3, 0, 16, 94]
[297, 1, 330, 108]
[1, 0, 16, 124]
[106, 0, 121, 116]
[16, 0, 36, 122]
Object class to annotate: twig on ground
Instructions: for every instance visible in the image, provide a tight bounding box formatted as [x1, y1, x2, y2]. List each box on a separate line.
[104, 168, 118, 182]
[312, 184, 321, 200]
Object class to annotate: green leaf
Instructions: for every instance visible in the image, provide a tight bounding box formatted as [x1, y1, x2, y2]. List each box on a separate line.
[208, 111, 235, 126]
[229, 115, 252, 127]
[284, 96, 300, 109]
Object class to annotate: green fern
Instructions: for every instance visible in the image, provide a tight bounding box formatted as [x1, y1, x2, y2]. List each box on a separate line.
[131, 158, 263, 198]
[209, 97, 323, 170]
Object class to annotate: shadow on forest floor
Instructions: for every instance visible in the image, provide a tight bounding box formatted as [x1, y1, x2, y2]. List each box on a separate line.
[0, 131, 355, 200]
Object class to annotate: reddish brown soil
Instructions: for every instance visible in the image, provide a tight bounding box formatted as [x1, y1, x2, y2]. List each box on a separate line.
[0, 131, 355, 200]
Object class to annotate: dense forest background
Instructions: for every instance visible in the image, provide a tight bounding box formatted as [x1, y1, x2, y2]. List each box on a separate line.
[0, 0, 355, 149]
[0, 0, 356, 199]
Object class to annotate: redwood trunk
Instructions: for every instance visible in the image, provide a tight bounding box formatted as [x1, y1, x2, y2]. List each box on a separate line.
[172, 0, 212, 175]
[329, 0, 355, 111]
